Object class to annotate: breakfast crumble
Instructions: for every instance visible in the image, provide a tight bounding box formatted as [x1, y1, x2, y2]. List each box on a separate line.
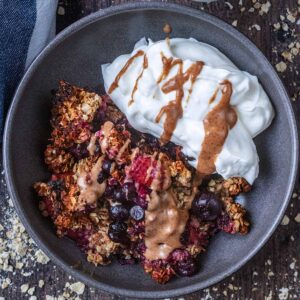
[34, 81, 252, 283]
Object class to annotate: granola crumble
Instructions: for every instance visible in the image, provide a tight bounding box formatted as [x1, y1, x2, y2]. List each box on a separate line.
[33, 81, 253, 283]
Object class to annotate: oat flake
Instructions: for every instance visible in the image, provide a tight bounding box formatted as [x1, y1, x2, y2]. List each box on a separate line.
[276, 62, 287, 73]
[69, 282, 85, 295]
[294, 213, 300, 223]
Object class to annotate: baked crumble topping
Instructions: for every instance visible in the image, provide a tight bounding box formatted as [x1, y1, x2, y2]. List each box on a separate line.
[34, 81, 252, 284]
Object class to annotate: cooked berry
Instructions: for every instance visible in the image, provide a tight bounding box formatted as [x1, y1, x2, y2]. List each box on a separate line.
[97, 172, 107, 184]
[104, 185, 114, 197]
[133, 196, 147, 209]
[102, 158, 112, 174]
[68, 143, 89, 160]
[146, 134, 159, 148]
[113, 187, 126, 202]
[49, 179, 64, 192]
[217, 213, 235, 234]
[175, 257, 197, 277]
[66, 228, 91, 251]
[92, 108, 106, 131]
[108, 222, 128, 244]
[94, 142, 101, 156]
[130, 205, 144, 221]
[115, 123, 125, 131]
[191, 192, 222, 221]
[109, 204, 129, 221]
[107, 177, 118, 186]
[133, 240, 146, 257]
[122, 182, 137, 200]
[128, 155, 156, 187]
[170, 249, 190, 262]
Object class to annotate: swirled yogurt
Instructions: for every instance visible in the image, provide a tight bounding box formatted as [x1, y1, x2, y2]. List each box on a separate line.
[101, 37, 274, 184]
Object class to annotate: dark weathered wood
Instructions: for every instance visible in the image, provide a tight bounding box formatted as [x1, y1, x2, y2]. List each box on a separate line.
[1, 0, 299, 299]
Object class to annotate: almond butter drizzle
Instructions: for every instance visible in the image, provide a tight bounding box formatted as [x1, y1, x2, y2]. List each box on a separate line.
[145, 155, 197, 260]
[116, 139, 130, 163]
[155, 55, 204, 144]
[163, 23, 172, 34]
[99, 121, 114, 154]
[87, 134, 97, 156]
[145, 185, 197, 261]
[208, 87, 219, 104]
[77, 156, 106, 207]
[197, 80, 237, 175]
[108, 50, 145, 94]
[128, 55, 148, 106]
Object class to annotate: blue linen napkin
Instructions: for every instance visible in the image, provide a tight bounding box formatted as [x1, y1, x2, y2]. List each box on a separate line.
[0, 0, 58, 135]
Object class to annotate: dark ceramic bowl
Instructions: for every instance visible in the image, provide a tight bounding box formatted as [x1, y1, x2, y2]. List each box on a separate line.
[3, 2, 298, 298]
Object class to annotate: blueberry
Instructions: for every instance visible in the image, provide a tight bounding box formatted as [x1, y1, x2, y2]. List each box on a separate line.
[97, 172, 107, 184]
[49, 179, 64, 192]
[68, 143, 89, 160]
[113, 187, 126, 202]
[102, 158, 112, 174]
[145, 134, 160, 148]
[191, 192, 222, 221]
[122, 182, 137, 200]
[94, 142, 101, 156]
[130, 205, 144, 221]
[175, 257, 197, 277]
[161, 141, 177, 159]
[115, 123, 125, 131]
[104, 185, 114, 197]
[92, 109, 106, 131]
[109, 204, 129, 221]
[129, 131, 140, 147]
[108, 222, 129, 244]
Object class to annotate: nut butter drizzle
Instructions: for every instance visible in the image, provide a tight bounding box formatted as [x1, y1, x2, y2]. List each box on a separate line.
[145, 189, 196, 261]
[77, 156, 106, 207]
[108, 50, 145, 94]
[144, 155, 197, 260]
[155, 54, 204, 144]
[145, 82, 236, 261]
[197, 80, 237, 176]
[128, 55, 148, 106]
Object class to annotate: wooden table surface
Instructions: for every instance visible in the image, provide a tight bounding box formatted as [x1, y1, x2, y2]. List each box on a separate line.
[1, 0, 300, 299]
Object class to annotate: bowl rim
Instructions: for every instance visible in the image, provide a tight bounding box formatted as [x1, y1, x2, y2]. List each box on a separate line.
[3, 2, 299, 298]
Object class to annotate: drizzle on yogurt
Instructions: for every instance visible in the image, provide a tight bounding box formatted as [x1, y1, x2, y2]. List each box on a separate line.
[155, 55, 204, 144]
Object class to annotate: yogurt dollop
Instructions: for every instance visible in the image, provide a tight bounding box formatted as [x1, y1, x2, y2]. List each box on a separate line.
[102, 38, 274, 184]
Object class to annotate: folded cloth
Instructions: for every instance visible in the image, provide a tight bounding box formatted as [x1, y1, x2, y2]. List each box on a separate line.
[0, 0, 58, 135]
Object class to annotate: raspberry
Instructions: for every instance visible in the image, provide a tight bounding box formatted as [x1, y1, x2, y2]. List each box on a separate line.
[217, 213, 236, 234]
[128, 155, 156, 187]
[184, 218, 210, 247]
[66, 228, 92, 251]
[169, 249, 190, 263]
[168, 249, 197, 277]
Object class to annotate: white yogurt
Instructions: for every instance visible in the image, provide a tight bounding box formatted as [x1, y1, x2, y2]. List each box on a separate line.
[102, 38, 274, 184]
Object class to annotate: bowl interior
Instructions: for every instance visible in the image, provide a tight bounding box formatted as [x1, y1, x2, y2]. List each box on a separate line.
[4, 4, 298, 298]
